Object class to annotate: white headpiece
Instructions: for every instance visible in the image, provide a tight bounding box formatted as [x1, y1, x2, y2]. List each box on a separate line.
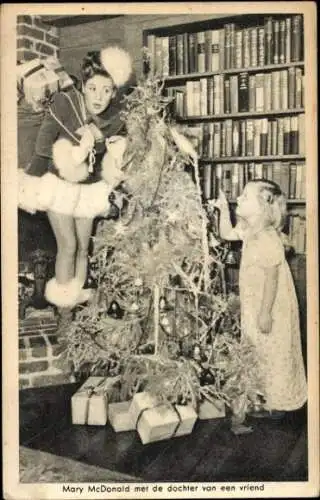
[100, 46, 133, 87]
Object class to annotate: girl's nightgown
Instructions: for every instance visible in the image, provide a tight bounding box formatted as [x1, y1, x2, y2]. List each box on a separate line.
[239, 226, 307, 411]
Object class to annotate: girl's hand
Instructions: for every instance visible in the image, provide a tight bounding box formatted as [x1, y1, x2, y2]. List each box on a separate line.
[79, 126, 95, 153]
[258, 311, 273, 334]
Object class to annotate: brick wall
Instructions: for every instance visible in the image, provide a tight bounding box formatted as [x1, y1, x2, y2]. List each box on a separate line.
[17, 14, 60, 62]
[19, 315, 74, 389]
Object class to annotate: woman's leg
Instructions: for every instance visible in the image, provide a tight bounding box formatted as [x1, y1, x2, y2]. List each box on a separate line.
[74, 217, 94, 286]
[47, 211, 76, 284]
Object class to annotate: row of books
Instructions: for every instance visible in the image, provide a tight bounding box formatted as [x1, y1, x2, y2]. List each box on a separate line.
[146, 15, 304, 76]
[285, 214, 306, 254]
[168, 67, 304, 117]
[186, 115, 305, 158]
[200, 161, 306, 201]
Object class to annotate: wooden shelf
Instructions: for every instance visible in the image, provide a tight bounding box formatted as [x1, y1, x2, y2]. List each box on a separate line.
[162, 61, 305, 82]
[199, 155, 305, 163]
[177, 108, 304, 121]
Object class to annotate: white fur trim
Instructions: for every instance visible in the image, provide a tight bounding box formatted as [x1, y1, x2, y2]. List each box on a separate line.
[18, 172, 113, 218]
[100, 47, 132, 87]
[52, 138, 89, 183]
[45, 278, 83, 307]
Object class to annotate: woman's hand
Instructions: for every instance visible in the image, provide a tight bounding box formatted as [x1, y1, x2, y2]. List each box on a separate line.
[77, 125, 95, 153]
[258, 310, 273, 334]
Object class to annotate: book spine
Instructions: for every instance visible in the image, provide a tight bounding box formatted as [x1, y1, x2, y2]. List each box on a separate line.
[279, 19, 286, 64]
[168, 35, 177, 76]
[264, 17, 273, 65]
[225, 119, 233, 157]
[213, 122, 221, 157]
[271, 120, 278, 155]
[277, 118, 284, 155]
[255, 162, 263, 179]
[273, 161, 281, 187]
[288, 66, 296, 109]
[213, 75, 220, 115]
[290, 115, 299, 154]
[283, 116, 291, 155]
[235, 29, 243, 69]
[238, 72, 249, 112]
[221, 121, 227, 156]
[249, 75, 256, 112]
[285, 17, 291, 63]
[246, 119, 254, 156]
[207, 77, 214, 116]
[224, 24, 231, 69]
[243, 28, 250, 68]
[240, 119, 246, 156]
[205, 30, 212, 72]
[215, 164, 223, 198]
[176, 34, 184, 75]
[264, 72, 272, 111]
[292, 15, 303, 62]
[250, 27, 258, 67]
[255, 73, 264, 112]
[267, 120, 272, 155]
[248, 162, 255, 181]
[224, 75, 231, 114]
[219, 28, 225, 70]
[202, 123, 210, 158]
[295, 67, 303, 108]
[183, 33, 189, 74]
[162, 36, 170, 77]
[208, 122, 214, 158]
[200, 78, 208, 116]
[260, 118, 268, 156]
[232, 121, 240, 156]
[288, 162, 297, 199]
[258, 27, 265, 67]
[188, 33, 196, 73]
[300, 163, 306, 200]
[271, 71, 280, 111]
[295, 163, 302, 198]
[298, 114, 305, 155]
[230, 75, 239, 113]
[223, 165, 232, 199]
[280, 70, 288, 110]
[238, 163, 245, 192]
[211, 30, 220, 71]
[186, 81, 194, 117]
[273, 19, 280, 64]
[254, 119, 261, 156]
[197, 31, 206, 73]
[193, 80, 201, 116]
[230, 23, 236, 68]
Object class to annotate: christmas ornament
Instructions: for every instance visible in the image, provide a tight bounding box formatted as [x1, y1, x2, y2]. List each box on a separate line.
[107, 300, 124, 319]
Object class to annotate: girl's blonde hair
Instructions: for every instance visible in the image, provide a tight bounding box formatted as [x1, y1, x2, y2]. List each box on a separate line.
[250, 179, 287, 231]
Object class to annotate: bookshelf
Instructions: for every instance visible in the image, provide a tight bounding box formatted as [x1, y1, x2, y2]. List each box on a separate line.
[143, 13, 306, 257]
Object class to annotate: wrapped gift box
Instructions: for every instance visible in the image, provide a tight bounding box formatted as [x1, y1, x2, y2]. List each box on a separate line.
[198, 398, 226, 420]
[71, 377, 109, 426]
[129, 392, 197, 445]
[108, 401, 135, 432]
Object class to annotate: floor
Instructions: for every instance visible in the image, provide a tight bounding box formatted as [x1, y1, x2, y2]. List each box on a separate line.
[20, 382, 308, 483]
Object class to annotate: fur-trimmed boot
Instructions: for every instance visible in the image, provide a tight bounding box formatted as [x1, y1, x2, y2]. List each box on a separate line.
[45, 277, 93, 308]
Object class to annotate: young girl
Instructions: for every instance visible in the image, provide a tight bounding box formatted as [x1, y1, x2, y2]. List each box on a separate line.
[18, 47, 133, 311]
[215, 179, 307, 416]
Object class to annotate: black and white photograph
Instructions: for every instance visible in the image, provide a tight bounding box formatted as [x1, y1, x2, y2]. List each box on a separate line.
[2, 2, 319, 499]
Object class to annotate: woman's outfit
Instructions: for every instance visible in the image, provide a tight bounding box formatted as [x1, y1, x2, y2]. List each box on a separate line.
[18, 86, 128, 307]
[239, 226, 307, 411]
[19, 86, 127, 219]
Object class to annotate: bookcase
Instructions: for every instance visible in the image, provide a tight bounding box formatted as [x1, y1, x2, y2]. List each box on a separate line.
[143, 13, 306, 256]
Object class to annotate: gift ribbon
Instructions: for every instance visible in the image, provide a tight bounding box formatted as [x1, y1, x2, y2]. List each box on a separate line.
[135, 402, 183, 440]
[78, 379, 108, 424]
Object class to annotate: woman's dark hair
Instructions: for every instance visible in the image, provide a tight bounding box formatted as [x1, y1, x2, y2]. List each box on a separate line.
[80, 51, 112, 84]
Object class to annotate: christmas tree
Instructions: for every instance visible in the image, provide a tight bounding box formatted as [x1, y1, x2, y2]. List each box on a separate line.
[62, 73, 265, 425]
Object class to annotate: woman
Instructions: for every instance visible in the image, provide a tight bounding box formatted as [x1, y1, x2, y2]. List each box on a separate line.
[19, 47, 134, 310]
